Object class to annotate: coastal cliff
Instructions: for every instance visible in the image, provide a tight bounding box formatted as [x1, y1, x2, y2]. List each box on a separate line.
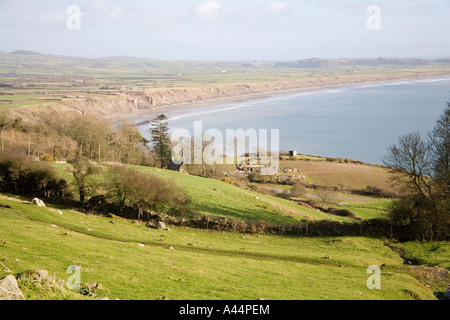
[9, 70, 450, 120]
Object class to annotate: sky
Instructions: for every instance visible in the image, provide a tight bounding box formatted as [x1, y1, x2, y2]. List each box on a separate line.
[0, 0, 449, 61]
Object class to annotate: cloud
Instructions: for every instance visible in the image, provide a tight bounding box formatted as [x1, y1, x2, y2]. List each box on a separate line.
[196, 1, 221, 22]
[380, 0, 440, 15]
[267, 2, 287, 15]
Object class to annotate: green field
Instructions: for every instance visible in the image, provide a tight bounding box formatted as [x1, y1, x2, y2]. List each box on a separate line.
[392, 242, 450, 270]
[51, 162, 347, 225]
[0, 196, 438, 300]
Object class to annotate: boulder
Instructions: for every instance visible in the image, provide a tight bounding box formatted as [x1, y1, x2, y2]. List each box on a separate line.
[84, 282, 98, 292]
[0, 275, 25, 300]
[31, 198, 46, 207]
[84, 282, 103, 292]
[157, 221, 166, 230]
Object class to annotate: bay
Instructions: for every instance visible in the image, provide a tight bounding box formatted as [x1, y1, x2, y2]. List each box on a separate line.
[139, 78, 450, 165]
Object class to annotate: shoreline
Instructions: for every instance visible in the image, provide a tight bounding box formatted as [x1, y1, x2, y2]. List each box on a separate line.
[104, 72, 450, 124]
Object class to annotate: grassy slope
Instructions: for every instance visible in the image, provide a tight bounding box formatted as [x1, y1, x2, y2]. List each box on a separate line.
[393, 242, 450, 270]
[52, 163, 350, 225]
[0, 197, 436, 300]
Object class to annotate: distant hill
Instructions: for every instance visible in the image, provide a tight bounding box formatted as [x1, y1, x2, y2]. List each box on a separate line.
[273, 57, 450, 69]
[11, 50, 42, 55]
[3, 50, 450, 72]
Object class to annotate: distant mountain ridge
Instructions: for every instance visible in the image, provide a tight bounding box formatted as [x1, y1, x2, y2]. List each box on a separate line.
[3, 50, 450, 69]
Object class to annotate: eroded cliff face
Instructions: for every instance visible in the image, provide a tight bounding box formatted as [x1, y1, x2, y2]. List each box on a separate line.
[10, 71, 450, 120]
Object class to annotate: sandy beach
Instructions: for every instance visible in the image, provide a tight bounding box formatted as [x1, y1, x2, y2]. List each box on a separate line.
[104, 71, 450, 125]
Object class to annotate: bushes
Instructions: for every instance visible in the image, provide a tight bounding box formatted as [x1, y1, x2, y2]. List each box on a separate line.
[144, 214, 433, 241]
[326, 208, 361, 220]
[105, 166, 192, 219]
[0, 153, 70, 200]
[388, 197, 450, 241]
[351, 185, 398, 198]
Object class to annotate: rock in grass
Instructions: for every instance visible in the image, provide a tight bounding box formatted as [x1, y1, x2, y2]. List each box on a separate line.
[49, 208, 63, 215]
[157, 221, 166, 230]
[34, 269, 49, 281]
[0, 275, 25, 300]
[30, 198, 46, 207]
[84, 282, 103, 292]
[84, 282, 98, 292]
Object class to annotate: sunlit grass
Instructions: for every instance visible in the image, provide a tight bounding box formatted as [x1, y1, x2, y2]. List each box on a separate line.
[0, 197, 436, 300]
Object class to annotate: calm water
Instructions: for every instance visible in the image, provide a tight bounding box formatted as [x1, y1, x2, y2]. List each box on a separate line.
[139, 78, 450, 165]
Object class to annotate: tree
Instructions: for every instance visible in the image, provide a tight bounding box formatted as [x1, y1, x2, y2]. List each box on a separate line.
[106, 166, 132, 211]
[150, 114, 172, 168]
[429, 102, 450, 201]
[69, 156, 100, 203]
[111, 121, 149, 165]
[383, 103, 450, 240]
[383, 132, 435, 203]
[314, 181, 334, 209]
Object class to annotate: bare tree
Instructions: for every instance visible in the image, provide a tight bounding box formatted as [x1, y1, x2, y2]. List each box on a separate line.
[383, 104, 450, 240]
[429, 103, 450, 201]
[383, 132, 435, 203]
[314, 181, 334, 209]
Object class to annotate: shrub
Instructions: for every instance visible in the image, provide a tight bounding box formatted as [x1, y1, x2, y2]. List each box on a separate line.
[221, 177, 234, 184]
[105, 166, 192, 219]
[0, 153, 69, 199]
[39, 152, 54, 162]
[327, 208, 361, 220]
[291, 181, 307, 197]
[388, 197, 450, 241]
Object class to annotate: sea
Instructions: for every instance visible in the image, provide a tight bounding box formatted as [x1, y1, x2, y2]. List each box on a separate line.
[138, 78, 450, 165]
